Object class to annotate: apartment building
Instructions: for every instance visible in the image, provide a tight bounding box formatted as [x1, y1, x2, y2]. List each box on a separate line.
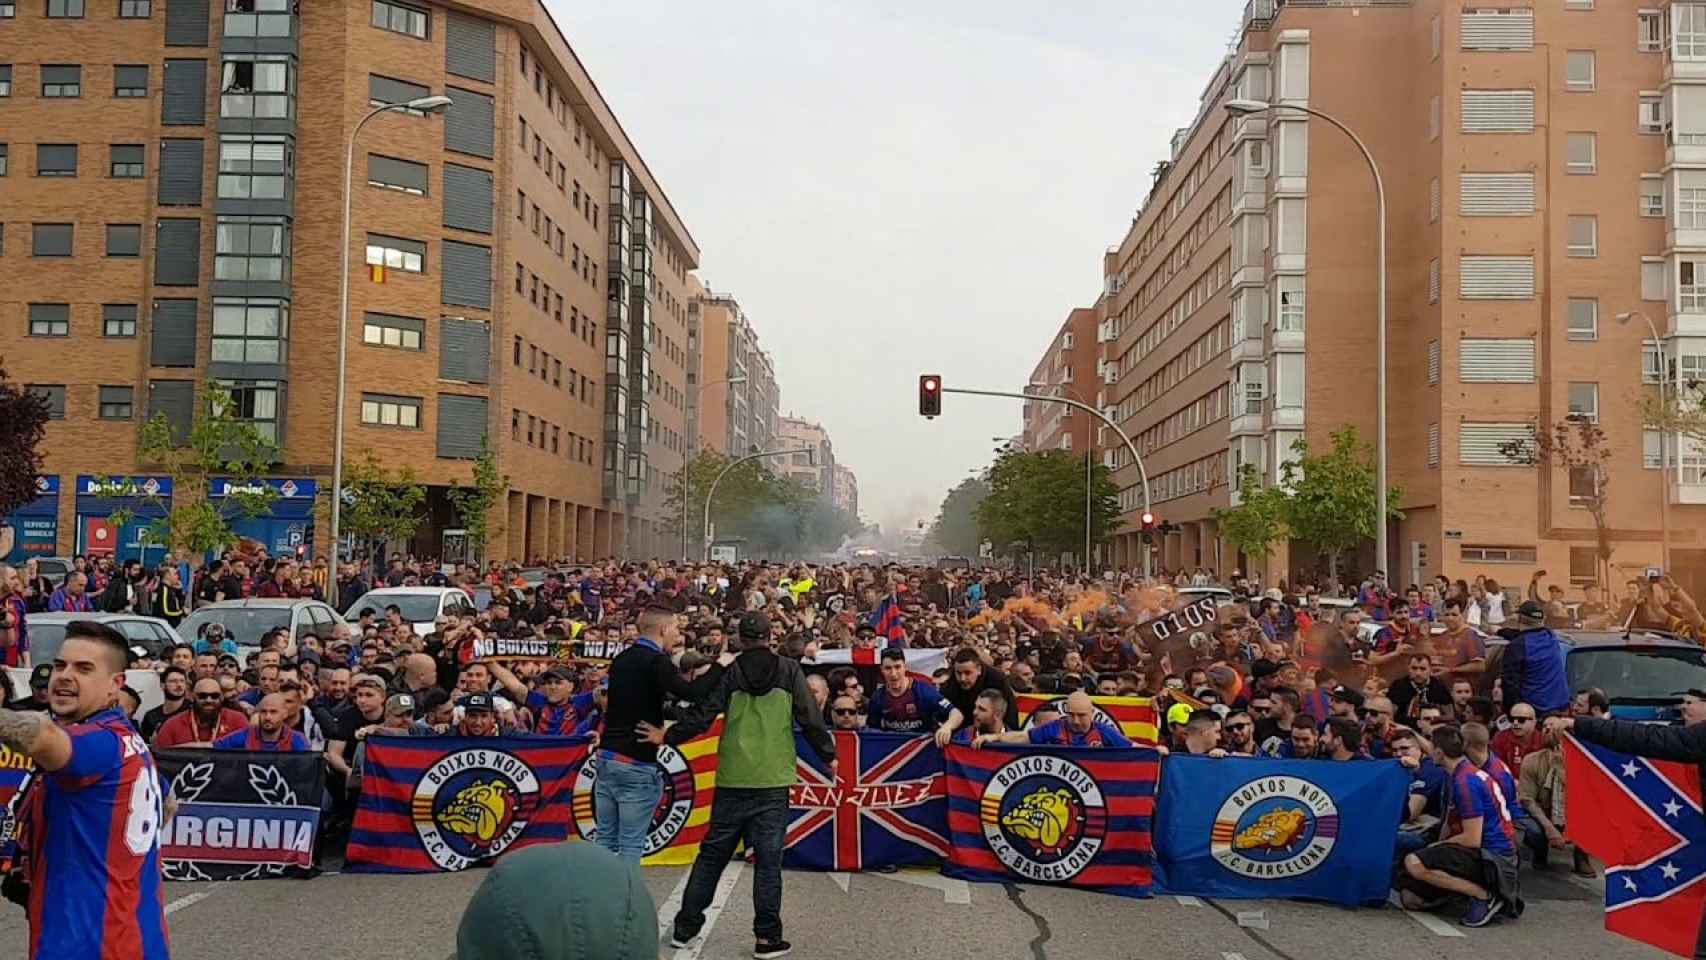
[1020, 306, 1099, 454]
[692, 287, 780, 458]
[1099, 0, 1705, 593]
[773, 415, 834, 498]
[0, 0, 700, 564]
[833, 462, 859, 519]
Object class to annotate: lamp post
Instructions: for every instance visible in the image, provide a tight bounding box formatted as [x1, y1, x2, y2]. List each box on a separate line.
[1225, 97, 1389, 575]
[330, 96, 454, 561]
[1026, 382, 1095, 574]
[1619, 311, 1671, 574]
[682, 375, 747, 560]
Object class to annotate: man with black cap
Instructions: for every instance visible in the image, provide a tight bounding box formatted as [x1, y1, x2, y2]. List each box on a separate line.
[651, 609, 833, 959]
[1500, 601, 1570, 716]
[11, 664, 51, 711]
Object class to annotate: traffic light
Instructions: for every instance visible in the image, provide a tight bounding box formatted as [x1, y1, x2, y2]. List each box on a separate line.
[1140, 510, 1157, 529]
[919, 374, 942, 418]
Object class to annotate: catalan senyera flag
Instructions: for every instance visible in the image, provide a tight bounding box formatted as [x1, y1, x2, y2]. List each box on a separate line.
[570, 719, 723, 866]
[1015, 693, 1159, 746]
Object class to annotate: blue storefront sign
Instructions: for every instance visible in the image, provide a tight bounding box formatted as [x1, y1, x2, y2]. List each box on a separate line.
[2, 476, 61, 564]
[75, 475, 173, 565]
[209, 477, 318, 559]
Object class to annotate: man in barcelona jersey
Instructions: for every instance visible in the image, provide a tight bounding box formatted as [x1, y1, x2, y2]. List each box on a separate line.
[0, 619, 168, 960]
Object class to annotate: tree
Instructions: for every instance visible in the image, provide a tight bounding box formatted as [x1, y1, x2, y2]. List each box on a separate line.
[975, 449, 1120, 559]
[446, 434, 507, 563]
[1213, 464, 1290, 563]
[0, 363, 50, 520]
[1280, 427, 1404, 579]
[664, 450, 824, 558]
[105, 382, 280, 567]
[341, 450, 427, 560]
[929, 476, 989, 558]
[1501, 417, 1613, 586]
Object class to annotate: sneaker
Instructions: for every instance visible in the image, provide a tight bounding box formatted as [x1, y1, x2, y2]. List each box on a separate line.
[753, 939, 793, 959]
[1461, 896, 1502, 928]
[669, 933, 698, 949]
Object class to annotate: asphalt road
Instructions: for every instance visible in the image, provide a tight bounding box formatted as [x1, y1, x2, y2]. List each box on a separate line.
[0, 860, 1670, 960]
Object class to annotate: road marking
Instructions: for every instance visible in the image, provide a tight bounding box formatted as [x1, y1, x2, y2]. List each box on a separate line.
[656, 870, 692, 944]
[1388, 893, 1466, 938]
[164, 892, 212, 916]
[666, 860, 745, 960]
[828, 872, 850, 893]
[1175, 895, 1205, 906]
[872, 869, 972, 904]
[1222, 952, 1249, 960]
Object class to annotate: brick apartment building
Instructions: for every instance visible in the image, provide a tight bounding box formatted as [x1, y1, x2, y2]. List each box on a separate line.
[1098, 0, 1706, 593]
[0, 0, 702, 564]
[773, 414, 835, 500]
[1021, 306, 1099, 454]
[689, 286, 780, 459]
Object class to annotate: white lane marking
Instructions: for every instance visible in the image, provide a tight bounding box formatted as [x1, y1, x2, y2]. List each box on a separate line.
[164, 891, 212, 916]
[1388, 892, 1466, 938]
[1175, 895, 1205, 906]
[870, 869, 971, 904]
[1222, 952, 1249, 960]
[656, 870, 692, 944]
[828, 872, 850, 893]
[669, 860, 746, 960]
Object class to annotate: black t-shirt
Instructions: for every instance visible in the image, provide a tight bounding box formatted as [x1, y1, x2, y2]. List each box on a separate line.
[197, 575, 223, 605]
[140, 699, 188, 741]
[1253, 715, 1286, 747]
[941, 665, 1021, 729]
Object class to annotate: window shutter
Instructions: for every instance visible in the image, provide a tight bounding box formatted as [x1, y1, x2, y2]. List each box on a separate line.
[440, 317, 490, 383]
[153, 219, 201, 286]
[444, 86, 495, 159]
[1428, 259, 1441, 303]
[444, 12, 496, 83]
[1460, 422, 1535, 465]
[162, 59, 207, 125]
[442, 162, 494, 234]
[441, 239, 492, 309]
[1427, 340, 1440, 385]
[146, 380, 196, 443]
[1429, 177, 1440, 222]
[1428, 423, 1440, 467]
[368, 155, 428, 193]
[1459, 337, 1536, 382]
[164, 0, 210, 46]
[1461, 9, 1534, 50]
[1459, 173, 1535, 216]
[149, 299, 198, 366]
[157, 138, 204, 205]
[369, 74, 428, 107]
[1461, 90, 1534, 132]
[436, 394, 487, 459]
[1459, 255, 1534, 299]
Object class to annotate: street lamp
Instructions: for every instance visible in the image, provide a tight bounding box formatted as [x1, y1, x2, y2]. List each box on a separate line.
[330, 95, 454, 561]
[1619, 311, 1671, 573]
[1028, 382, 1094, 575]
[1225, 97, 1389, 574]
[681, 375, 747, 560]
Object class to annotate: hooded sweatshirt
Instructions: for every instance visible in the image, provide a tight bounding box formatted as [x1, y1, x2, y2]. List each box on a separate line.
[667, 646, 834, 788]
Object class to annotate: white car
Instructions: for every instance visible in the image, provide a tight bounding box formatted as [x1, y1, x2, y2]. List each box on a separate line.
[344, 587, 478, 637]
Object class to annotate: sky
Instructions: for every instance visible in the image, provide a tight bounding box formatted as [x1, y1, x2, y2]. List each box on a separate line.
[547, 0, 1248, 536]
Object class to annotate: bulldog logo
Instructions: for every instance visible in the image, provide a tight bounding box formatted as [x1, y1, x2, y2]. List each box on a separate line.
[980, 755, 1107, 883]
[1000, 787, 1083, 857]
[1211, 775, 1339, 879]
[412, 750, 541, 870]
[436, 779, 518, 846]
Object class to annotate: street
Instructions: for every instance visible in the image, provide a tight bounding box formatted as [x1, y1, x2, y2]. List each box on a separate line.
[0, 860, 1666, 960]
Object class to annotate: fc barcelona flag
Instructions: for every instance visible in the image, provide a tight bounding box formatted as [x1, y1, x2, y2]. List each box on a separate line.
[0, 745, 33, 871]
[1015, 693, 1159, 746]
[942, 744, 1158, 898]
[1566, 735, 1706, 958]
[785, 730, 948, 871]
[571, 720, 723, 866]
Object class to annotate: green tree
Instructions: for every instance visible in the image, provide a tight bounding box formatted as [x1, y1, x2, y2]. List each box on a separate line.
[1213, 464, 1291, 563]
[1280, 427, 1403, 578]
[446, 434, 508, 563]
[929, 476, 989, 558]
[105, 382, 280, 567]
[1501, 417, 1613, 586]
[341, 450, 427, 559]
[974, 449, 1119, 559]
[0, 363, 51, 520]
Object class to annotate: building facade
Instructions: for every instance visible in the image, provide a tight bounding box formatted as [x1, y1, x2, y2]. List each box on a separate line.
[833, 462, 858, 519]
[1099, 0, 1706, 592]
[1021, 307, 1099, 454]
[0, 0, 699, 564]
[773, 414, 833, 498]
[692, 287, 780, 458]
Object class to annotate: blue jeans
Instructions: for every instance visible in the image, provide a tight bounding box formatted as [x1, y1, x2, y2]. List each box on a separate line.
[594, 752, 662, 865]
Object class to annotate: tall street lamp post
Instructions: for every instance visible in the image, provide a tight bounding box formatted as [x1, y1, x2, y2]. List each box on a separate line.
[682, 375, 747, 560]
[1619, 311, 1671, 573]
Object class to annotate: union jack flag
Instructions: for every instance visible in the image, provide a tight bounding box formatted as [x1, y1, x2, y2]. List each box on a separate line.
[1566, 735, 1705, 958]
[784, 730, 948, 871]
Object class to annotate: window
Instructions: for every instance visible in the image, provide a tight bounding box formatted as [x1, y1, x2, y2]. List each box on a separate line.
[361, 393, 421, 428]
[1427, 339, 1441, 385]
[36, 143, 76, 177]
[110, 144, 144, 178]
[1568, 546, 1598, 586]
[41, 65, 81, 97]
[32, 223, 72, 257]
[1459, 545, 1538, 563]
[1569, 466, 1600, 503]
[224, 0, 292, 38]
[1567, 132, 1597, 174]
[220, 56, 295, 120]
[371, 0, 427, 39]
[1643, 257, 1667, 301]
[1276, 277, 1305, 331]
[1566, 50, 1596, 90]
[1639, 11, 1663, 52]
[365, 233, 424, 273]
[368, 73, 428, 112]
[0, 65, 10, 97]
[114, 65, 148, 98]
[1428, 423, 1440, 467]
[27, 303, 69, 336]
[1640, 94, 1664, 134]
[217, 136, 290, 199]
[29, 385, 66, 419]
[0, 2, 12, 15]
[103, 303, 137, 337]
[1642, 175, 1666, 217]
[1680, 171, 1706, 228]
[1460, 338, 1536, 382]
[45, 0, 82, 17]
[119, 0, 150, 16]
[106, 223, 141, 257]
[220, 380, 280, 443]
[0, 143, 6, 177]
[1684, 258, 1706, 312]
[1644, 429, 1670, 468]
[1429, 95, 1440, 141]
[99, 386, 133, 420]
[363, 312, 423, 350]
[1428, 258, 1440, 303]
[1567, 298, 1598, 341]
[215, 216, 291, 282]
[1647, 339, 1666, 383]
[1568, 381, 1600, 422]
[367, 154, 427, 195]
[1568, 215, 1598, 257]
[211, 298, 288, 364]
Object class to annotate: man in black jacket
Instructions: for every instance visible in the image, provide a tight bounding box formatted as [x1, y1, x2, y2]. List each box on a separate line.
[596, 605, 724, 865]
[1548, 698, 1706, 958]
[934, 646, 1020, 747]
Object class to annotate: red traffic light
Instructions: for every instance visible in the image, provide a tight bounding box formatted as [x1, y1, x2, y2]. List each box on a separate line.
[924, 379, 938, 391]
[919, 374, 943, 417]
[1140, 511, 1156, 528]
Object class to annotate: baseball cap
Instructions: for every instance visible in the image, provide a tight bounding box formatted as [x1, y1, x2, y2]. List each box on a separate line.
[29, 663, 51, 690]
[385, 693, 415, 717]
[1517, 600, 1547, 625]
[1330, 685, 1366, 708]
[678, 650, 707, 674]
[738, 611, 770, 641]
[351, 673, 386, 693]
[204, 623, 226, 637]
[461, 692, 495, 713]
[541, 665, 576, 683]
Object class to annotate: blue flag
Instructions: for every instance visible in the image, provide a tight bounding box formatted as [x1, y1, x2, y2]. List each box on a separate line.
[1153, 756, 1406, 905]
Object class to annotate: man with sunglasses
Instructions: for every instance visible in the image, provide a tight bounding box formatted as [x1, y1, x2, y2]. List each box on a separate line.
[828, 695, 864, 731]
[1361, 696, 1398, 759]
[152, 677, 248, 747]
[1491, 703, 1544, 771]
[1222, 710, 1256, 756]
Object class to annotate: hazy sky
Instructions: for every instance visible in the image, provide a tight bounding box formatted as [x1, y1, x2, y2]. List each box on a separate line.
[548, 0, 1247, 535]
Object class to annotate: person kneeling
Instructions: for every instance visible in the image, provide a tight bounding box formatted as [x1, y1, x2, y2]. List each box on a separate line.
[1396, 725, 1522, 928]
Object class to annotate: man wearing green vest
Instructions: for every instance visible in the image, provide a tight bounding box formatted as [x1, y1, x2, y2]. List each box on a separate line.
[643, 610, 835, 959]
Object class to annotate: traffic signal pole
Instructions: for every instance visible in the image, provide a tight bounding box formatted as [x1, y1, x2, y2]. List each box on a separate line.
[937, 385, 1155, 579]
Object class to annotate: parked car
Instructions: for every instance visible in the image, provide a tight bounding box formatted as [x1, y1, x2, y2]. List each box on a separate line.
[33, 556, 74, 588]
[25, 611, 179, 668]
[343, 586, 477, 637]
[1561, 629, 1706, 723]
[1177, 586, 1236, 608]
[176, 598, 347, 657]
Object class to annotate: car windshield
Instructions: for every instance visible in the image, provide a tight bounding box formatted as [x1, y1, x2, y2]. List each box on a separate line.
[1568, 646, 1706, 704]
[347, 594, 442, 622]
[27, 623, 69, 665]
[178, 608, 291, 647]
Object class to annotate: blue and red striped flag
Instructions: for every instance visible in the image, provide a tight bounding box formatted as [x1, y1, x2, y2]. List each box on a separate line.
[942, 744, 1158, 897]
[866, 595, 905, 642]
[0, 745, 33, 871]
